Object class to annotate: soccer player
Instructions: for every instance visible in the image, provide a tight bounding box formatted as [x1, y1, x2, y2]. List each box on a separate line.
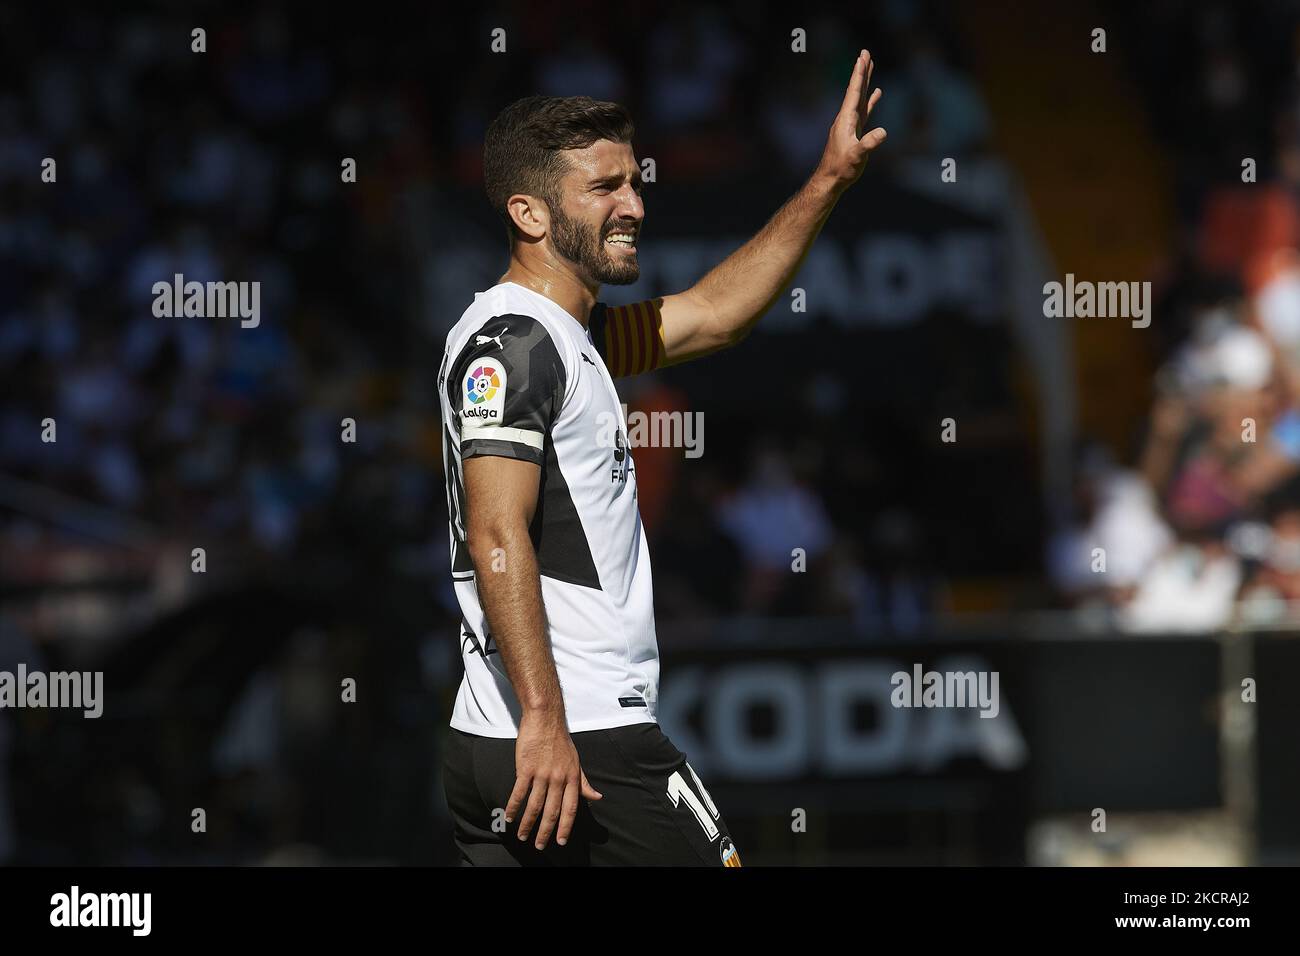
[439, 50, 886, 866]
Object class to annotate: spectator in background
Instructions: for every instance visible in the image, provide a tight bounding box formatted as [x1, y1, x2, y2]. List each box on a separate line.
[717, 440, 834, 615]
[1118, 533, 1243, 633]
[1119, 319, 1283, 630]
[1050, 446, 1175, 620]
[1238, 478, 1300, 624]
[1084, 305, 1300, 631]
[1144, 317, 1298, 528]
[1252, 248, 1300, 375]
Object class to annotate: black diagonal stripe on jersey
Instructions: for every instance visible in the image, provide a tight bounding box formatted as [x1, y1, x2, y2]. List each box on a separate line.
[533, 428, 601, 589]
[445, 423, 475, 574]
[446, 312, 600, 590]
[448, 313, 564, 466]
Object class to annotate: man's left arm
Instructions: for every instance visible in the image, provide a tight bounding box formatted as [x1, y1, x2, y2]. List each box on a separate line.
[655, 49, 886, 366]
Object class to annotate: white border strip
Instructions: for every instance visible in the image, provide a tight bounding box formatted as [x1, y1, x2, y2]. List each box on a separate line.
[463, 424, 544, 449]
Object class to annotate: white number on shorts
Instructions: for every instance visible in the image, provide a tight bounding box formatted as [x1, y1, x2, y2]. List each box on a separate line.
[666, 763, 720, 841]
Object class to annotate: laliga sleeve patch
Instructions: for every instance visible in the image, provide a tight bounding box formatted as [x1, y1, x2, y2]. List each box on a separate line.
[461, 359, 507, 426]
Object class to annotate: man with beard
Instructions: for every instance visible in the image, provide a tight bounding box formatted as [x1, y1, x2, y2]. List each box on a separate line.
[438, 51, 887, 866]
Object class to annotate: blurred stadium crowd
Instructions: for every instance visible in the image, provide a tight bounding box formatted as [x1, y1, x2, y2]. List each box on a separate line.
[1050, 3, 1300, 632]
[0, 0, 997, 649]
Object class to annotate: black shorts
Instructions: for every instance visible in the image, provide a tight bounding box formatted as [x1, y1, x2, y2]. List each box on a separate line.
[444, 722, 742, 867]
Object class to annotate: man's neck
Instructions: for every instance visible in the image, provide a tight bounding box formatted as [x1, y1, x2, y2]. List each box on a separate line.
[500, 262, 598, 329]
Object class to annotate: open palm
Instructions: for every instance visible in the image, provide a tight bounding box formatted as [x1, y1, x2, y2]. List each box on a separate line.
[817, 49, 887, 190]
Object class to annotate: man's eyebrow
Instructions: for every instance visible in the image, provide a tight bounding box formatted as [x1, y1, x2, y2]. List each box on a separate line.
[588, 170, 644, 187]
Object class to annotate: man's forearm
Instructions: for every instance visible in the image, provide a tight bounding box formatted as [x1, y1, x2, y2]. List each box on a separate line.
[469, 525, 564, 717]
[688, 172, 844, 343]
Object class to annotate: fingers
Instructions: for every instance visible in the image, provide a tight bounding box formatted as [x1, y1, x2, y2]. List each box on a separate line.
[857, 52, 874, 134]
[525, 769, 600, 849]
[838, 49, 867, 119]
[859, 87, 886, 151]
[516, 776, 549, 842]
[857, 53, 878, 140]
[860, 126, 888, 150]
[532, 777, 566, 850]
[865, 86, 883, 119]
[504, 773, 530, 825]
[555, 777, 581, 847]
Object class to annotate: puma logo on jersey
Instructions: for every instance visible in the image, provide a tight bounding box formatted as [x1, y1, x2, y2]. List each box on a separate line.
[475, 333, 505, 350]
[581, 353, 596, 366]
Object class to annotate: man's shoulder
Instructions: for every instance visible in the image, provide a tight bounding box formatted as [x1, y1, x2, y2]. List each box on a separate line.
[447, 285, 563, 344]
[442, 289, 576, 397]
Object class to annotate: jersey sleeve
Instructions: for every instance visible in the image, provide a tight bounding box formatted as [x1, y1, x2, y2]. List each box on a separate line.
[447, 314, 567, 466]
[590, 298, 666, 378]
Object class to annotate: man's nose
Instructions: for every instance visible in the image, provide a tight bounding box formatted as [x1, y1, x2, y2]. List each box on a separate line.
[614, 184, 644, 220]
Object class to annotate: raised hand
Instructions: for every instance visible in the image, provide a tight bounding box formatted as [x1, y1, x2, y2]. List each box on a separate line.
[816, 49, 887, 191]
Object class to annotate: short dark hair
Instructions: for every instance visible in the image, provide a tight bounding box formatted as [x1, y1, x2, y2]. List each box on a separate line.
[483, 95, 635, 244]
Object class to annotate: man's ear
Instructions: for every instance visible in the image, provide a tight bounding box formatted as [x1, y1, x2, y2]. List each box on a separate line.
[506, 193, 548, 242]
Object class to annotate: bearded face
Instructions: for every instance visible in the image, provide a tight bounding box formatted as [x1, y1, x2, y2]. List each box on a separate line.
[549, 199, 640, 286]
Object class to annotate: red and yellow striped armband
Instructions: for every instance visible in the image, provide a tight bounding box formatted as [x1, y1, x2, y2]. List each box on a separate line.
[592, 298, 666, 378]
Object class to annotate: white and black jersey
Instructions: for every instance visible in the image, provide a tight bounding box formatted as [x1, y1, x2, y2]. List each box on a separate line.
[437, 281, 661, 737]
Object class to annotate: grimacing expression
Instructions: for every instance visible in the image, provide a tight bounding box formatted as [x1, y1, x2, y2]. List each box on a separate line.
[548, 140, 644, 286]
